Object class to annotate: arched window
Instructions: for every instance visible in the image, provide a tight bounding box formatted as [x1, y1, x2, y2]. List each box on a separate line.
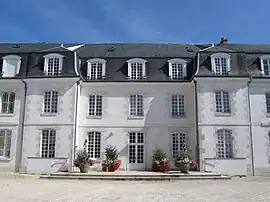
[210, 53, 231, 75]
[87, 58, 106, 80]
[43, 53, 64, 76]
[168, 58, 187, 80]
[127, 58, 147, 80]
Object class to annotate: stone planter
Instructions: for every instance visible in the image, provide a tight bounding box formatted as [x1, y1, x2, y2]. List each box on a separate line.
[103, 160, 121, 172]
[152, 160, 171, 172]
[179, 163, 189, 174]
[79, 164, 89, 173]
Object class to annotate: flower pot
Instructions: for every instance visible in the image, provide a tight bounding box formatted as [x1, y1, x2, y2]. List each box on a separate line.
[152, 160, 171, 172]
[102, 164, 108, 172]
[79, 164, 89, 173]
[179, 164, 189, 174]
[107, 160, 121, 172]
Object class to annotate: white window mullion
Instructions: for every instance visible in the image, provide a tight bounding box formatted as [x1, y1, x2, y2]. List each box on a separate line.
[87, 63, 91, 78]
[94, 96, 97, 116]
[142, 64, 146, 78]
[128, 63, 131, 79]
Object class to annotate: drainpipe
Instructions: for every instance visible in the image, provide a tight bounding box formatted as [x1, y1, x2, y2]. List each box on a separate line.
[247, 75, 255, 176]
[17, 78, 27, 172]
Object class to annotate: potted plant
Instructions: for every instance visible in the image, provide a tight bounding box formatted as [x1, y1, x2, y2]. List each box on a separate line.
[102, 145, 121, 172]
[174, 148, 193, 174]
[152, 147, 171, 172]
[74, 140, 91, 173]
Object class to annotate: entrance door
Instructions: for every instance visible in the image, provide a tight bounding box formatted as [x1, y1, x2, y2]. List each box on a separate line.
[128, 132, 145, 170]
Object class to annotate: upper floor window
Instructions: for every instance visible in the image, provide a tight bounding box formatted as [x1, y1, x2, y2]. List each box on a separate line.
[41, 129, 56, 158]
[168, 59, 187, 80]
[43, 53, 64, 76]
[127, 58, 147, 80]
[129, 94, 144, 117]
[1, 55, 21, 77]
[0, 92, 15, 114]
[265, 93, 270, 114]
[260, 55, 270, 76]
[171, 94, 185, 117]
[89, 95, 102, 117]
[87, 58, 106, 80]
[215, 91, 230, 114]
[43, 91, 58, 114]
[0, 129, 12, 159]
[211, 53, 231, 75]
[216, 129, 233, 158]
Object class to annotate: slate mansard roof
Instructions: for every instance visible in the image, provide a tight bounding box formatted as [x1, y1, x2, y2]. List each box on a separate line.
[1, 42, 270, 80]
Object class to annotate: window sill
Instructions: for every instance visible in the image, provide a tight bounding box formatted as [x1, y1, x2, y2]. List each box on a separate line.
[0, 113, 15, 117]
[215, 113, 232, 117]
[128, 116, 144, 120]
[266, 113, 270, 117]
[0, 157, 11, 162]
[205, 157, 246, 160]
[171, 115, 187, 119]
[86, 116, 102, 119]
[40, 113, 57, 117]
[27, 156, 68, 160]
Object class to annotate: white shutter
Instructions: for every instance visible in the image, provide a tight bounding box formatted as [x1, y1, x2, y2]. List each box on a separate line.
[127, 63, 131, 78]
[58, 58, 63, 72]
[102, 63, 106, 77]
[227, 58, 231, 73]
[44, 58, 48, 74]
[183, 63, 187, 78]
[142, 63, 146, 78]
[87, 62, 91, 78]
[211, 57, 216, 73]
[168, 62, 172, 78]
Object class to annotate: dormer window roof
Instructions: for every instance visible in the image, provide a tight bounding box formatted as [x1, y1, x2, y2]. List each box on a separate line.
[1, 55, 22, 78]
[43, 53, 64, 76]
[210, 53, 231, 75]
[168, 59, 187, 80]
[127, 58, 147, 80]
[260, 55, 270, 76]
[87, 58, 106, 80]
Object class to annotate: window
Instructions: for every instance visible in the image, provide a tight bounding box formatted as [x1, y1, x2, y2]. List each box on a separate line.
[265, 93, 270, 113]
[129, 95, 144, 117]
[168, 59, 187, 80]
[1, 92, 15, 114]
[1, 55, 22, 77]
[172, 94, 185, 117]
[43, 53, 64, 76]
[0, 129, 12, 158]
[268, 132, 270, 164]
[43, 91, 58, 114]
[216, 129, 233, 158]
[41, 129, 56, 158]
[172, 132, 186, 158]
[127, 58, 147, 80]
[215, 91, 230, 113]
[260, 56, 270, 76]
[87, 132, 101, 158]
[211, 53, 231, 75]
[88, 95, 102, 116]
[87, 58, 106, 80]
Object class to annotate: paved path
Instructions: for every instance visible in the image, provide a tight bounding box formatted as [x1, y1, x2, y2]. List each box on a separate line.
[1, 176, 270, 201]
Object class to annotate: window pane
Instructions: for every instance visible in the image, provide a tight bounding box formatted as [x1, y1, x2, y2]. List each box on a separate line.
[171, 63, 184, 80]
[41, 129, 56, 158]
[87, 132, 101, 158]
[130, 63, 143, 80]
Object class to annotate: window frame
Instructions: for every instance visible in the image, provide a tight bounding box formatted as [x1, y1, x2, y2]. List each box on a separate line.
[215, 90, 231, 114]
[43, 91, 59, 115]
[1, 55, 22, 77]
[40, 129, 56, 158]
[216, 129, 233, 159]
[171, 132, 186, 158]
[87, 58, 106, 80]
[168, 58, 187, 80]
[171, 94, 185, 117]
[87, 131, 101, 159]
[129, 94, 144, 117]
[0, 92, 16, 115]
[0, 129, 12, 159]
[265, 92, 270, 114]
[88, 94, 103, 117]
[43, 53, 64, 76]
[210, 53, 231, 75]
[260, 55, 270, 76]
[127, 58, 147, 80]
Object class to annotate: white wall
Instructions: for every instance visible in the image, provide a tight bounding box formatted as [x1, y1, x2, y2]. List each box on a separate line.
[77, 82, 196, 170]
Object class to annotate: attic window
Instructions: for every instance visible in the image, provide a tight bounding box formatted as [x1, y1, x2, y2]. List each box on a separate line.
[1, 55, 22, 77]
[127, 58, 147, 80]
[210, 53, 231, 75]
[260, 55, 270, 76]
[87, 58, 106, 80]
[168, 59, 187, 80]
[43, 53, 64, 76]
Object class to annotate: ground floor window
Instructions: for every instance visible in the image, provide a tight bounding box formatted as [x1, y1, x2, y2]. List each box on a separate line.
[216, 129, 233, 158]
[87, 132, 101, 158]
[0, 129, 12, 158]
[171, 132, 186, 158]
[41, 129, 56, 158]
[128, 132, 144, 164]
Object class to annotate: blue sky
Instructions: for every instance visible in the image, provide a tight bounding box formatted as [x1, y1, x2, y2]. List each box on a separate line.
[0, 0, 269, 44]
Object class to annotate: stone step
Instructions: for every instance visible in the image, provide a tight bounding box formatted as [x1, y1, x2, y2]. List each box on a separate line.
[40, 175, 231, 181]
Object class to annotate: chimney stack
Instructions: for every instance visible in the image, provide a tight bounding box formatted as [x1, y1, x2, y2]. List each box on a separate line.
[220, 36, 228, 44]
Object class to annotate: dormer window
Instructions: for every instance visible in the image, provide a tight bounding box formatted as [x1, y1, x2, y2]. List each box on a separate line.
[168, 59, 187, 80]
[1, 55, 22, 77]
[211, 53, 231, 75]
[127, 58, 147, 80]
[87, 58, 106, 80]
[43, 53, 64, 76]
[260, 55, 270, 76]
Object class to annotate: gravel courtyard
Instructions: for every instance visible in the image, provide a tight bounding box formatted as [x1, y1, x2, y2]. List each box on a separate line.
[1, 176, 270, 202]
